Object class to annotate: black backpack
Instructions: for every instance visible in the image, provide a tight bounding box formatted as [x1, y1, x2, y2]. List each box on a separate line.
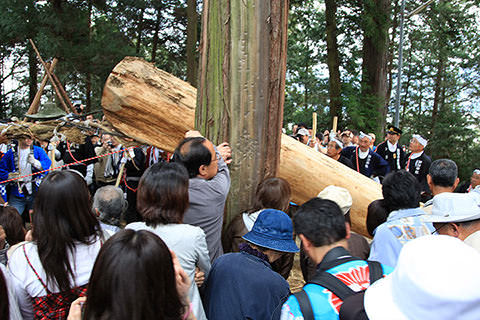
[293, 258, 383, 320]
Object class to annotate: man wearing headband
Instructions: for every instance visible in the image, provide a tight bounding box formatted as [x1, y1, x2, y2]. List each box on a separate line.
[376, 125, 406, 172]
[467, 169, 480, 193]
[342, 132, 389, 180]
[405, 134, 431, 199]
[326, 135, 353, 168]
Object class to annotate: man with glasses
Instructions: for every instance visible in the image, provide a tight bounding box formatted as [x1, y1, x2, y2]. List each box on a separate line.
[173, 131, 232, 262]
[426, 192, 480, 253]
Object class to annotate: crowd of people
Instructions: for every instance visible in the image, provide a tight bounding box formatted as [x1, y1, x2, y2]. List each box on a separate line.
[0, 116, 479, 320]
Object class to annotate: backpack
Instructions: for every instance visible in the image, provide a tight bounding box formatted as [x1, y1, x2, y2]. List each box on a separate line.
[293, 258, 383, 320]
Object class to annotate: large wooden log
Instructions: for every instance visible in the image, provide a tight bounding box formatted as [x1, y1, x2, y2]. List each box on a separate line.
[102, 56, 196, 152]
[102, 57, 382, 236]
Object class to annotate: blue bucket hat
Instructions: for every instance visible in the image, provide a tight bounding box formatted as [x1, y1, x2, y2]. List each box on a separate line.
[242, 209, 299, 253]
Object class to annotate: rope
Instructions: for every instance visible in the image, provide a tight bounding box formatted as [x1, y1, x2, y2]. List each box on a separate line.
[122, 174, 139, 193]
[66, 141, 85, 166]
[0, 146, 137, 185]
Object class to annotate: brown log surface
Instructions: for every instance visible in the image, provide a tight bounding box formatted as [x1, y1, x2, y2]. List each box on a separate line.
[278, 135, 382, 236]
[102, 56, 196, 152]
[102, 57, 382, 237]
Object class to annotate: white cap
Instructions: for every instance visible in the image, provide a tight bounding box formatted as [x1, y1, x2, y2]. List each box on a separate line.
[365, 235, 480, 320]
[412, 134, 428, 147]
[317, 185, 352, 215]
[423, 192, 480, 223]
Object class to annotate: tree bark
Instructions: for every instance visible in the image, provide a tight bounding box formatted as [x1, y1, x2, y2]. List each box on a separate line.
[186, 0, 198, 87]
[86, 0, 92, 112]
[385, 0, 400, 111]
[151, 9, 161, 63]
[360, 0, 391, 136]
[135, 8, 145, 54]
[197, 0, 289, 224]
[28, 45, 38, 106]
[431, 56, 444, 141]
[325, 0, 342, 126]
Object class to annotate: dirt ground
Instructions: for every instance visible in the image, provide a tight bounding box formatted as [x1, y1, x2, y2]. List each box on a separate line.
[287, 238, 305, 293]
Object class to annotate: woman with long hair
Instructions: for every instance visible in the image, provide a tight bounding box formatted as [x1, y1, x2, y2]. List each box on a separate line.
[68, 229, 196, 320]
[126, 162, 210, 320]
[8, 170, 104, 319]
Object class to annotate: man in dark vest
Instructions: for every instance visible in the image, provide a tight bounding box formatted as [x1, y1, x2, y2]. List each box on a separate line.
[405, 134, 432, 201]
[376, 125, 406, 172]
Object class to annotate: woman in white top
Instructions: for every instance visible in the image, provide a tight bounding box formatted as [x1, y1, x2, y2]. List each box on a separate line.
[126, 162, 210, 320]
[8, 170, 104, 319]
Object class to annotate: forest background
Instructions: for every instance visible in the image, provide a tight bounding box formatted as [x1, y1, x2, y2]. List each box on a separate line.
[0, 0, 479, 180]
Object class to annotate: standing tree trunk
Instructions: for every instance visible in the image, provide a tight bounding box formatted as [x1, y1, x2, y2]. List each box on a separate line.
[151, 9, 161, 63]
[325, 0, 342, 126]
[186, 0, 198, 87]
[360, 0, 391, 136]
[385, 0, 400, 110]
[28, 45, 38, 106]
[86, 0, 92, 112]
[197, 0, 289, 224]
[431, 55, 445, 149]
[135, 8, 145, 54]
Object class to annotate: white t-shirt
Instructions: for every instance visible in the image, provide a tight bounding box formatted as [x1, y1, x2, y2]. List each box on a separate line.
[8, 238, 102, 319]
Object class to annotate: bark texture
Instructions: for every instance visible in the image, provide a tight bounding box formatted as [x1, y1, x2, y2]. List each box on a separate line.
[361, 0, 391, 135]
[325, 0, 342, 125]
[196, 0, 289, 223]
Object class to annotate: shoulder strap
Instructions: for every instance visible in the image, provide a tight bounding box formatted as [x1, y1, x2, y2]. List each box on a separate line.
[23, 245, 49, 292]
[293, 290, 314, 320]
[309, 271, 356, 301]
[367, 260, 383, 283]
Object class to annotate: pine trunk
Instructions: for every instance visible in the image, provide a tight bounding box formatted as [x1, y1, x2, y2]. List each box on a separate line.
[196, 0, 289, 224]
[325, 0, 342, 126]
[360, 0, 391, 135]
[186, 0, 198, 87]
[28, 45, 38, 106]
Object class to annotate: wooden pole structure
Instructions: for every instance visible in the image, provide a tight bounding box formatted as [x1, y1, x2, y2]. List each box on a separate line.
[52, 73, 74, 111]
[312, 112, 317, 140]
[332, 116, 338, 134]
[25, 58, 58, 118]
[28, 39, 71, 114]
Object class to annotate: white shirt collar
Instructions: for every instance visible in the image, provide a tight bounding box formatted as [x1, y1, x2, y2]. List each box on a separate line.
[358, 148, 369, 159]
[387, 140, 398, 152]
[410, 151, 424, 159]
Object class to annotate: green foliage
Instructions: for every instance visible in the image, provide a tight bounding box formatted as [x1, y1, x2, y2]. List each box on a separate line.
[0, 0, 194, 117]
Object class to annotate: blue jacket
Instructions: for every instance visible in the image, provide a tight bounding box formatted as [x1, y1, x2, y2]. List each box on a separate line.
[203, 252, 290, 320]
[0, 145, 51, 200]
[281, 247, 393, 320]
